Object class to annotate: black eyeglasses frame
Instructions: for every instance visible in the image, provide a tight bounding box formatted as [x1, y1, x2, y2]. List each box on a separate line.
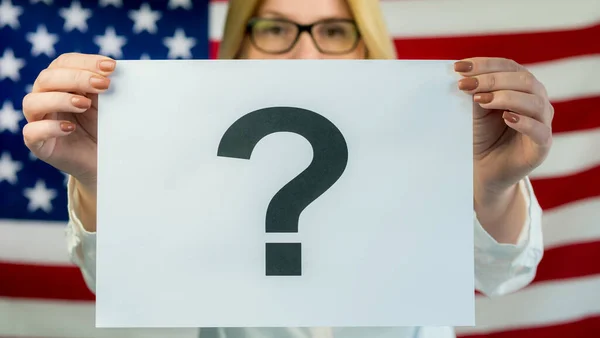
[245, 17, 362, 55]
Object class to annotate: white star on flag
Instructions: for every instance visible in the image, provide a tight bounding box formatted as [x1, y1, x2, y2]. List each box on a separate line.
[0, 100, 22, 133]
[94, 26, 127, 58]
[23, 180, 57, 213]
[0, 152, 22, 185]
[0, 49, 25, 81]
[59, 1, 92, 32]
[168, 0, 192, 10]
[164, 28, 196, 59]
[30, 0, 52, 5]
[26, 25, 60, 57]
[99, 0, 122, 8]
[129, 3, 162, 34]
[0, 0, 23, 29]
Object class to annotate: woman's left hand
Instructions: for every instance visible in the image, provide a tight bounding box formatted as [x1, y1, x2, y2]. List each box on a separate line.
[454, 57, 554, 204]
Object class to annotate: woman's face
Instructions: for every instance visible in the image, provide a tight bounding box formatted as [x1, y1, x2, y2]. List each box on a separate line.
[241, 0, 366, 59]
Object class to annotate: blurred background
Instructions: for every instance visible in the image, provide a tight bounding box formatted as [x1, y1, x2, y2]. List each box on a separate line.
[1, 0, 599, 337]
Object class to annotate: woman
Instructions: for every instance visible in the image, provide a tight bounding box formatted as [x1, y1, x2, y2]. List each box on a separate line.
[21, 0, 550, 337]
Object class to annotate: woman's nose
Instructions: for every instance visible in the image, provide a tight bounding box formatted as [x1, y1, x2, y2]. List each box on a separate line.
[289, 32, 324, 59]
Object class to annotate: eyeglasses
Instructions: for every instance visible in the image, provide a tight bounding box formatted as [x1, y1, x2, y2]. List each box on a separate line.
[245, 17, 361, 55]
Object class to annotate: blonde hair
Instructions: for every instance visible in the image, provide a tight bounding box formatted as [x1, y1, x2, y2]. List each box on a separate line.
[217, 0, 397, 60]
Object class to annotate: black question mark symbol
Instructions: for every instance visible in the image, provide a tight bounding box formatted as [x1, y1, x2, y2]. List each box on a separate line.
[217, 107, 348, 276]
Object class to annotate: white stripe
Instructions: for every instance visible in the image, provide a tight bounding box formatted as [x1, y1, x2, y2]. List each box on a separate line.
[455, 275, 600, 335]
[0, 220, 74, 265]
[209, 1, 228, 41]
[0, 298, 199, 338]
[531, 128, 600, 179]
[528, 55, 600, 102]
[543, 197, 600, 249]
[380, 0, 600, 38]
[209, 0, 600, 40]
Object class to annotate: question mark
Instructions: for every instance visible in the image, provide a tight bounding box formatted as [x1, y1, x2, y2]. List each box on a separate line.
[217, 106, 348, 276]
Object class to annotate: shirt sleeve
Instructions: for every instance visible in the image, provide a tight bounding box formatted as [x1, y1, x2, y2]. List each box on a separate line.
[473, 177, 544, 297]
[65, 175, 98, 294]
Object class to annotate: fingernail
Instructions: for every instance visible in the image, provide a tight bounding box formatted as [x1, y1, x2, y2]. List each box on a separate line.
[90, 76, 110, 90]
[503, 111, 520, 123]
[60, 121, 76, 132]
[474, 93, 493, 104]
[71, 96, 90, 109]
[99, 60, 116, 72]
[454, 61, 473, 72]
[458, 77, 478, 91]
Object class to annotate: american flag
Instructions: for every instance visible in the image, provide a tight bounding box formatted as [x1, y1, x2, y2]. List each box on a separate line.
[0, 0, 598, 337]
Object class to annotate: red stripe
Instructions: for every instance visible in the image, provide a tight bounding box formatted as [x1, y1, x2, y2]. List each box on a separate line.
[210, 40, 220, 59]
[531, 164, 600, 210]
[473, 242, 600, 297]
[457, 314, 600, 338]
[210, 23, 600, 65]
[551, 96, 600, 134]
[0, 262, 95, 301]
[393, 23, 600, 65]
[532, 241, 600, 284]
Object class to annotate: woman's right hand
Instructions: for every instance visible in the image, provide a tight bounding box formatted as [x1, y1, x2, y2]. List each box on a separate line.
[22, 52, 116, 195]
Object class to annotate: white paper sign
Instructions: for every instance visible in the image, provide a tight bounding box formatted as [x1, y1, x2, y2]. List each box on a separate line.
[96, 59, 474, 328]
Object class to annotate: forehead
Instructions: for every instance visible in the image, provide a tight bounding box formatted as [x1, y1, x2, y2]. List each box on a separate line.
[256, 0, 354, 23]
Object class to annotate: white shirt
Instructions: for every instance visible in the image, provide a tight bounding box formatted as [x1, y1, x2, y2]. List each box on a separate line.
[65, 177, 543, 338]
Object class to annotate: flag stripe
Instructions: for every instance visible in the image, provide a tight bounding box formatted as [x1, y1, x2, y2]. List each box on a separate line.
[392, 24, 600, 65]
[532, 241, 600, 284]
[457, 315, 600, 338]
[542, 197, 600, 250]
[456, 275, 600, 335]
[550, 96, 600, 134]
[528, 55, 600, 102]
[0, 262, 95, 301]
[0, 220, 71, 265]
[208, 0, 600, 40]
[530, 128, 600, 179]
[531, 164, 600, 210]
[0, 297, 199, 338]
